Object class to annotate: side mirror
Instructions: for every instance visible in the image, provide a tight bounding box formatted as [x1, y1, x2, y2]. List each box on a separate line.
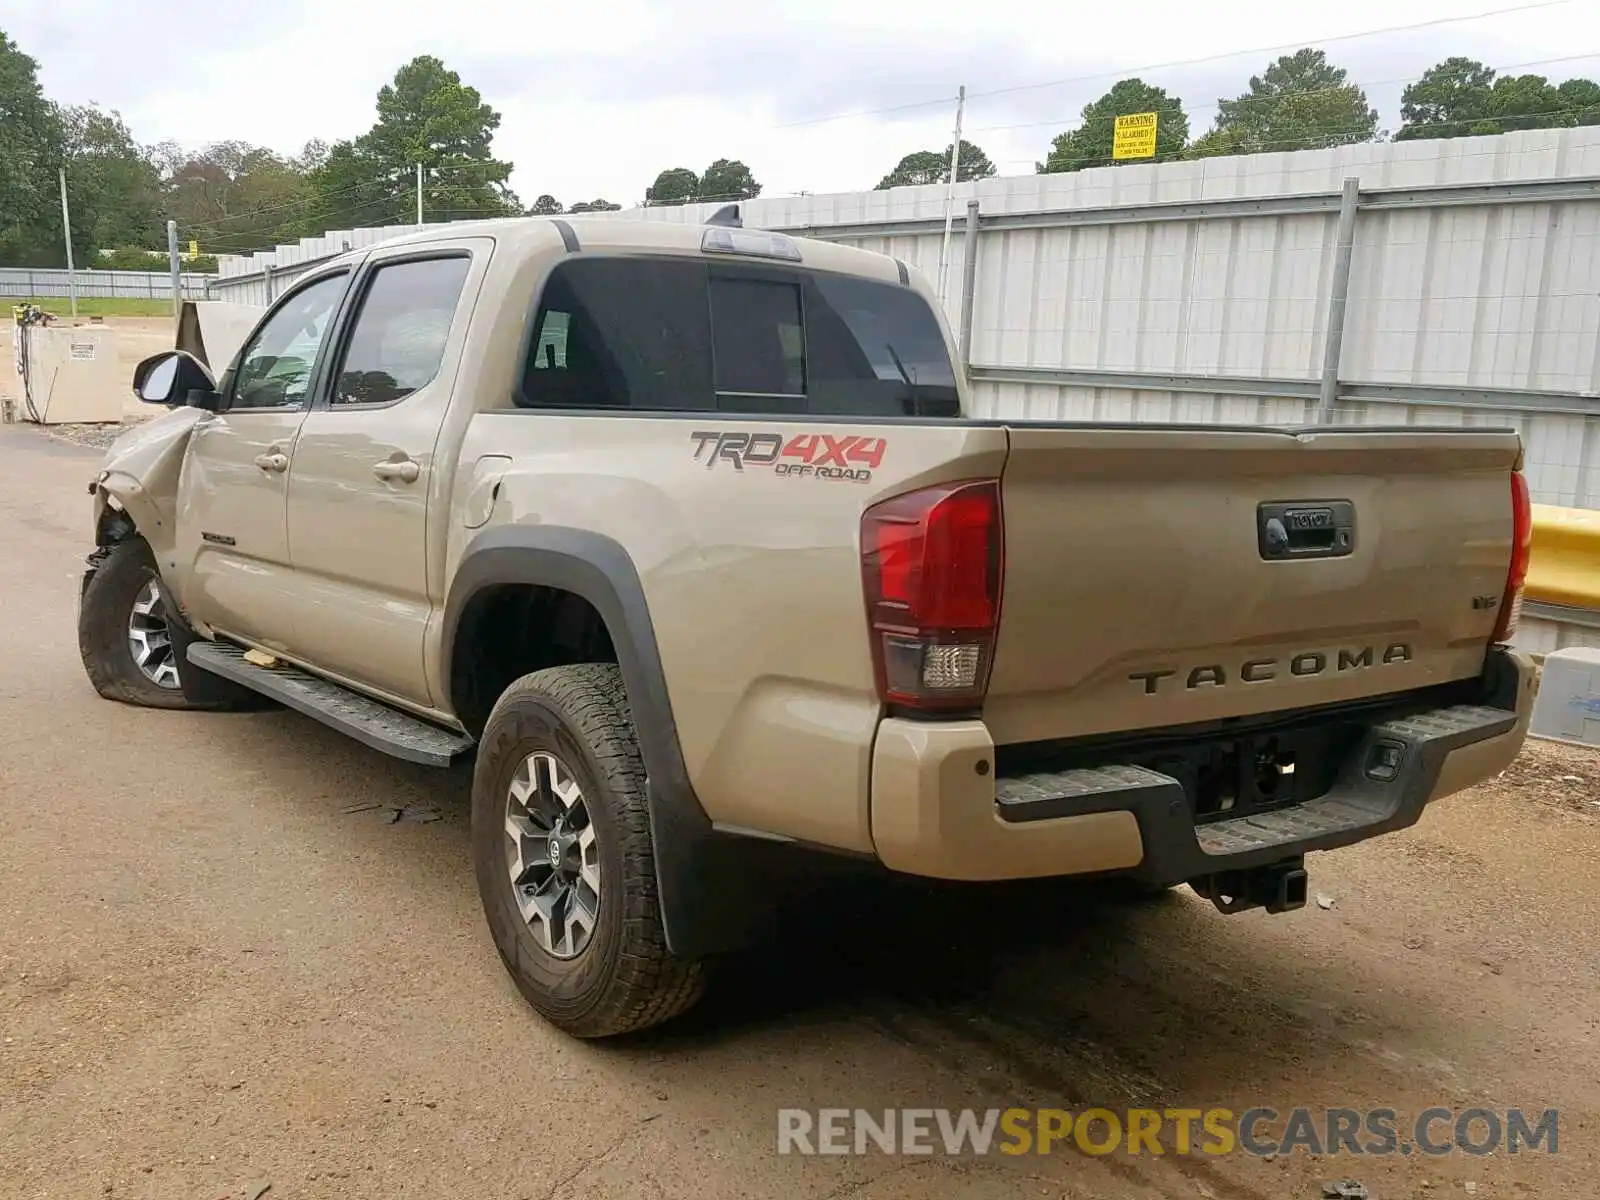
[132, 350, 217, 407]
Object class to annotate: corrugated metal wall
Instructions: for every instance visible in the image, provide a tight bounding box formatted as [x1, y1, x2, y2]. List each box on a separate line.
[211, 129, 1600, 505]
[0, 267, 214, 301]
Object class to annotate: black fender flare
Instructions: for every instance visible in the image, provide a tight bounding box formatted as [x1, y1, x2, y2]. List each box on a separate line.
[443, 525, 770, 959]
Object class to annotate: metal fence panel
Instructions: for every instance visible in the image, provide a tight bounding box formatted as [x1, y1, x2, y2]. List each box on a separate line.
[205, 126, 1600, 512]
[0, 267, 213, 301]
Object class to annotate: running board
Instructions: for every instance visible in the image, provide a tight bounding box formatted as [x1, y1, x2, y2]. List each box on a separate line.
[186, 641, 474, 767]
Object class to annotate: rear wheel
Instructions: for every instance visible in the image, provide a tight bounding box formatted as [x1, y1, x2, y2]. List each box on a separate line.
[471, 663, 705, 1037]
[78, 538, 197, 709]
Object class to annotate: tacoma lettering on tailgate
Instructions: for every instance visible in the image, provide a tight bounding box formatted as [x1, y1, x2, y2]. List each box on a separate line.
[1129, 643, 1414, 695]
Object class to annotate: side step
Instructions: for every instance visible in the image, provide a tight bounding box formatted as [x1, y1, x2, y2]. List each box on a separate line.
[186, 641, 474, 767]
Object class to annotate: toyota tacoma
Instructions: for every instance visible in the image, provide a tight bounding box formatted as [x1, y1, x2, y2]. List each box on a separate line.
[78, 209, 1535, 1037]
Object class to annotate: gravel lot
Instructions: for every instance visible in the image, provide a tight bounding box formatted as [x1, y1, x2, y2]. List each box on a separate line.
[2, 424, 1597, 1200]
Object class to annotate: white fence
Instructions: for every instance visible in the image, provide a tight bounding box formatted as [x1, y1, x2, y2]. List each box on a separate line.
[0, 267, 215, 302]
[211, 128, 1600, 507]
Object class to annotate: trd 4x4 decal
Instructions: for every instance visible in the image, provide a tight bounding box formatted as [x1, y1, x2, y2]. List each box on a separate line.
[690, 431, 886, 482]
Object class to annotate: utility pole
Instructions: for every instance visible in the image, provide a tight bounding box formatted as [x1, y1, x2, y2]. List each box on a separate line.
[936, 85, 967, 309]
[416, 162, 424, 226]
[58, 168, 78, 318]
[1316, 177, 1362, 424]
[167, 220, 181, 327]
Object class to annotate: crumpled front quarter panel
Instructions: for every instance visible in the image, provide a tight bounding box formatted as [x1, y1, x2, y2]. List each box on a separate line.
[91, 406, 204, 568]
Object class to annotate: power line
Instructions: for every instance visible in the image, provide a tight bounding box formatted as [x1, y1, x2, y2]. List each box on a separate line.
[765, 0, 1577, 131]
[773, 94, 961, 130]
[966, 0, 1578, 103]
[968, 51, 1600, 136]
[179, 180, 379, 236]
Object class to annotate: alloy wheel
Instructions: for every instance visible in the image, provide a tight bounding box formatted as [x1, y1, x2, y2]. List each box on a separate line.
[127, 578, 180, 690]
[504, 750, 601, 959]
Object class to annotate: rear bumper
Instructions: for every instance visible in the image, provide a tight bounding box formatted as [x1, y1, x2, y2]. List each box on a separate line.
[868, 649, 1535, 883]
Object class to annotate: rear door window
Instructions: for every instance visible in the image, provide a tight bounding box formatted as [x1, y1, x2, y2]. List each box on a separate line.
[331, 255, 471, 407]
[521, 258, 712, 411]
[517, 257, 958, 417]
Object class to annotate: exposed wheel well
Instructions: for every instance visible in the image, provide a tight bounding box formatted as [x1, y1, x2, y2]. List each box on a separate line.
[95, 496, 137, 547]
[450, 584, 617, 738]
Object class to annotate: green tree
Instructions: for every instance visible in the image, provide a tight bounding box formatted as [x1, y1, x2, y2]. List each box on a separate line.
[527, 194, 563, 215]
[1395, 57, 1497, 141]
[1479, 74, 1565, 133]
[876, 150, 944, 188]
[1037, 79, 1187, 173]
[875, 140, 995, 189]
[698, 158, 762, 201]
[59, 106, 163, 255]
[1559, 78, 1600, 126]
[304, 140, 393, 232]
[309, 55, 518, 230]
[162, 141, 320, 255]
[0, 31, 63, 265]
[291, 139, 331, 174]
[1395, 60, 1600, 140]
[646, 167, 700, 205]
[1190, 49, 1378, 157]
[1388, 60, 1600, 142]
[568, 198, 621, 213]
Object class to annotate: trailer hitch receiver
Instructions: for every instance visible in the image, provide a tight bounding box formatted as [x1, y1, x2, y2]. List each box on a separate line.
[1190, 856, 1308, 915]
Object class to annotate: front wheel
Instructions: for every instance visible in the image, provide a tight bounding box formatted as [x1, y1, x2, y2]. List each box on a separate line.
[78, 538, 197, 709]
[471, 663, 706, 1037]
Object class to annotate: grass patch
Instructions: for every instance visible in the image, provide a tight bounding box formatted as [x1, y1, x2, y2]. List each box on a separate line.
[8, 296, 174, 318]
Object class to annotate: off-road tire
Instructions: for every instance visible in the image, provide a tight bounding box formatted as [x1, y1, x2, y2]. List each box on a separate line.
[78, 538, 203, 709]
[471, 663, 706, 1037]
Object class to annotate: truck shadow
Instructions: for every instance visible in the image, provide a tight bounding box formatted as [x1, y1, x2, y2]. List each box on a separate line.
[657, 870, 1396, 1106]
[234, 708, 1414, 1107]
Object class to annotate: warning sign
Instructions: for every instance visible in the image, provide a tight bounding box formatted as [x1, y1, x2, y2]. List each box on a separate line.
[69, 342, 96, 362]
[1113, 112, 1159, 160]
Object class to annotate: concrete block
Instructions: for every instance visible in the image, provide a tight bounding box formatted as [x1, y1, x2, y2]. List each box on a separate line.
[1529, 647, 1600, 747]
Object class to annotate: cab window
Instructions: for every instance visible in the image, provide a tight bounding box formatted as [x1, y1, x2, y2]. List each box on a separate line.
[230, 272, 348, 410]
[515, 257, 958, 417]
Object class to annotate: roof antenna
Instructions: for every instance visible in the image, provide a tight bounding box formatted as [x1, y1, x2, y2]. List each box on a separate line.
[706, 203, 742, 228]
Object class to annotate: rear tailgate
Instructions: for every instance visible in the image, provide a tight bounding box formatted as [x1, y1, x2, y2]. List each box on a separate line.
[984, 424, 1521, 747]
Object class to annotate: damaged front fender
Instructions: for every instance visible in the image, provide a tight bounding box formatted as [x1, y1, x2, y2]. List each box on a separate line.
[89, 405, 205, 564]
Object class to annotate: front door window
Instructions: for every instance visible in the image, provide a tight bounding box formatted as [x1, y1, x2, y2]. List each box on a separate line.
[231, 273, 347, 410]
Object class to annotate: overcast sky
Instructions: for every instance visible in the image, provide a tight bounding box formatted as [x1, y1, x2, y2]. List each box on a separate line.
[7, 0, 1599, 213]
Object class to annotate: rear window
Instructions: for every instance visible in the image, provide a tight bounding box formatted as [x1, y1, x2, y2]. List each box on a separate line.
[516, 257, 958, 417]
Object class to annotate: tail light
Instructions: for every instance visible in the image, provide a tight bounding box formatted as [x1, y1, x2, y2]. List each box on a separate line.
[861, 480, 1003, 711]
[1491, 470, 1532, 644]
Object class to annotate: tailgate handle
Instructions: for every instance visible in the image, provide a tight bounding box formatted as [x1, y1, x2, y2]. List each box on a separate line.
[1258, 501, 1355, 561]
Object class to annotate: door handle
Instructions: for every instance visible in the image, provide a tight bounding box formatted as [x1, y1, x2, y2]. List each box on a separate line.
[372, 457, 420, 484]
[253, 451, 289, 472]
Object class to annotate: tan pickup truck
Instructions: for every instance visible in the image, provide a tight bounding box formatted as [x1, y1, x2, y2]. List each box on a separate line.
[79, 209, 1535, 1037]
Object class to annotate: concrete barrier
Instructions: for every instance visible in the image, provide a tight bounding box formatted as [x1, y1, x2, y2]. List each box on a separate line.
[1528, 506, 1600, 610]
[1518, 505, 1600, 655]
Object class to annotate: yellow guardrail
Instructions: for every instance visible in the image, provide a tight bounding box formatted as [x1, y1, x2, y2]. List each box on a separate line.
[1527, 504, 1600, 610]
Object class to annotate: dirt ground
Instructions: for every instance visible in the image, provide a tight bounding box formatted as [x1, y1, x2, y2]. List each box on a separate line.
[2, 424, 1598, 1200]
